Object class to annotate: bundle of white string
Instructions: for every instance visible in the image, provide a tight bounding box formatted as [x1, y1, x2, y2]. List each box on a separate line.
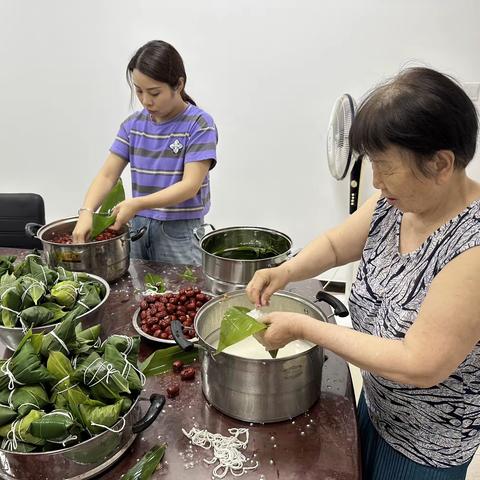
[182, 427, 258, 478]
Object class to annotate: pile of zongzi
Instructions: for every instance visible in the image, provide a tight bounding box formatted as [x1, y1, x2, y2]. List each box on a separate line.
[0, 254, 106, 329]
[0, 314, 144, 452]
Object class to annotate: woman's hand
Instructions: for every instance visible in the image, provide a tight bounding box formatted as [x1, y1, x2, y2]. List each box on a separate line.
[255, 312, 311, 350]
[72, 211, 93, 243]
[111, 198, 142, 230]
[246, 265, 291, 307]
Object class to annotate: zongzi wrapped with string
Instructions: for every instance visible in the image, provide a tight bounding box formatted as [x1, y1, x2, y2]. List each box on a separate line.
[0, 340, 54, 391]
[103, 343, 144, 391]
[79, 399, 123, 435]
[72, 351, 130, 401]
[0, 409, 46, 448]
[29, 409, 82, 443]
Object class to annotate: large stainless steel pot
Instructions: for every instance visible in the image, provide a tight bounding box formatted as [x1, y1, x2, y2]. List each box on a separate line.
[194, 225, 294, 294]
[0, 394, 165, 480]
[172, 289, 348, 423]
[26, 218, 146, 282]
[0, 272, 110, 351]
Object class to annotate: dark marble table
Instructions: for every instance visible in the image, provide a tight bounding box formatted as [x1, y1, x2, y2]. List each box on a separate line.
[0, 248, 361, 480]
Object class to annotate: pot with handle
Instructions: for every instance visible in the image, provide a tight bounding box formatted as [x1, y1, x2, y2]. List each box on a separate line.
[25, 217, 146, 282]
[172, 289, 348, 423]
[194, 225, 298, 294]
[0, 393, 165, 480]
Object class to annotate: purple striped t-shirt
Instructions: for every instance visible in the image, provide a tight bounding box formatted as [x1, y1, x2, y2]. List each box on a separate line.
[110, 104, 217, 221]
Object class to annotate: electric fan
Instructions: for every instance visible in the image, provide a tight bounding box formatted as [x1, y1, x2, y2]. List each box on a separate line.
[327, 93, 364, 213]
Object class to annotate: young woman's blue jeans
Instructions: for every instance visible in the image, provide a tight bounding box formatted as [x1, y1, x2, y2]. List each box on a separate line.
[130, 216, 202, 266]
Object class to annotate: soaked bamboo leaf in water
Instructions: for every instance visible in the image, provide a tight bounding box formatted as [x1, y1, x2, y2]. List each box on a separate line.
[123, 444, 167, 480]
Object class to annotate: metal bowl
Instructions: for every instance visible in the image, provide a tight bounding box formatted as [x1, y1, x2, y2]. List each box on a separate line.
[25, 218, 146, 282]
[0, 273, 110, 351]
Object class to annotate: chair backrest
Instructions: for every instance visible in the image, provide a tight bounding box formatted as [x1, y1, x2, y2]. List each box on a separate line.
[0, 193, 45, 249]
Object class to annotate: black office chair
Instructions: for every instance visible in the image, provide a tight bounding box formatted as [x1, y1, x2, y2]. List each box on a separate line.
[0, 193, 45, 249]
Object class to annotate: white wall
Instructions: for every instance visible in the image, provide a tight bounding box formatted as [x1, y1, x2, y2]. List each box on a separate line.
[1, 0, 479, 281]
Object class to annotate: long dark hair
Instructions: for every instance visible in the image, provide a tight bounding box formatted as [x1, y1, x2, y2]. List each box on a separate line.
[126, 40, 196, 105]
[350, 67, 478, 174]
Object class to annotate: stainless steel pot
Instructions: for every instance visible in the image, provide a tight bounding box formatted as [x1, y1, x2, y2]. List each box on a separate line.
[0, 394, 165, 480]
[194, 225, 294, 294]
[0, 273, 110, 351]
[26, 218, 146, 283]
[172, 289, 348, 423]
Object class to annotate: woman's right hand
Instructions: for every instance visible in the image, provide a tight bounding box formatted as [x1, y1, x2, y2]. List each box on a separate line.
[246, 264, 291, 307]
[72, 212, 93, 243]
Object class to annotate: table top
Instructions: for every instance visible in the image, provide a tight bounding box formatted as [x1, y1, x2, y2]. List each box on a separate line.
[0, 248, 361, 480]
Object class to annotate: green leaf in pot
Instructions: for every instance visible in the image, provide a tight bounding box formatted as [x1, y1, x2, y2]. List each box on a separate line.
[50, 280, 79, 309]
[123, 444, 167, 480]
[0, 272, 16, 288]
[65, 388, 105, 427]
[28, 259, 59, 287]
[90, 179, 125, 239]
[139, 345, 197, 377]
[79, 399, 123, 435]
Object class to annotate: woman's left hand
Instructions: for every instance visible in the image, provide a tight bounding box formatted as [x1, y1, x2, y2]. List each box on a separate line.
[255, 312, 310, 350]
[111, 198, 141, 230]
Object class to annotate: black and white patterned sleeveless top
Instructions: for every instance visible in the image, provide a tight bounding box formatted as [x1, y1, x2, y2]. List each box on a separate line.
[350, 197, 480, 467]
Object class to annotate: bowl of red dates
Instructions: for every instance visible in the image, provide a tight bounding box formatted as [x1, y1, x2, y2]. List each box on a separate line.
[132, 287, 213, 344]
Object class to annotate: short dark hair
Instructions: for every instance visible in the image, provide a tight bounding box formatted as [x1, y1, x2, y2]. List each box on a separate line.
[126, 40, 196, 105]
[350, 67, 478, 173]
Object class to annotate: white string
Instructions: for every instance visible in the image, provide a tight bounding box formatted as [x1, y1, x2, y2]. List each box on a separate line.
[77, 301, 90, 311]
[83, 357, 119, 388]
[90, 416, 126, 434]
[0, 359, 26, 391]
[20, 280, 45, 303]
[56, 382, 80, 395]
[141, 284, 161, 296]
[48, 331, 70, 355]
[93, 337, 102, 349]
[52, 375, 70, 391]
[182, 427, 258, 479]
[4, 419, 21, 451]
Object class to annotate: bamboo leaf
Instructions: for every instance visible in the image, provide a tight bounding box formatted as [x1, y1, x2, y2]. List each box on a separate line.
[90, 180, 125, 239]
[123, 444, 167, 480]
[139, 346, 197, 377]
[216, 306, 267, 354]
[144, 273, 166, 293]
[178, 267, 197, 283]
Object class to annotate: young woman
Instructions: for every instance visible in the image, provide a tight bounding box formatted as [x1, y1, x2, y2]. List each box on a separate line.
[73, 40, 217, 265]
[247, 67, 480, 479]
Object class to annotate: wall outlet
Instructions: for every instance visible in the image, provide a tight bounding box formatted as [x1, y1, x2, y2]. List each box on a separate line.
[463, 82, 480, 101]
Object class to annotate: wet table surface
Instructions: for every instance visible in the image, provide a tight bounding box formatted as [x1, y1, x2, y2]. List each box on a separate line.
[0, 248, 360, 480]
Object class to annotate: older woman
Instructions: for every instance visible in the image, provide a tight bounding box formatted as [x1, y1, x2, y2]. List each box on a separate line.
[246, 67, 480, 480]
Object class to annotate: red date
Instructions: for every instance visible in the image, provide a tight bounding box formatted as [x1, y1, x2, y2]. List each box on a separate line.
[166, 384, 180, 398]
[172, 360, 184, 373]
[137, 287, 211, 339]
[180, 367, 196, 381]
